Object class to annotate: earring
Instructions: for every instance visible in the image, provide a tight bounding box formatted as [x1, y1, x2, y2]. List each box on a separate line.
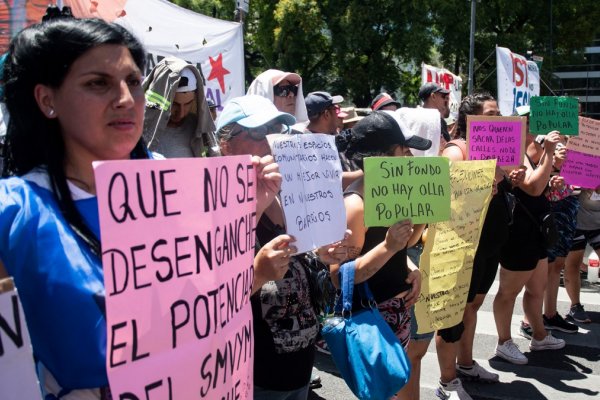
[48, 109, 55, 117]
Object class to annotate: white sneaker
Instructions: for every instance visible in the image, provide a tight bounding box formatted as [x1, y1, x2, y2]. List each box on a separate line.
[530, 333, 566, 351]
[435, 378, 473, 400]
[495, 339, 528, 365]
[456, 360, 499, 383]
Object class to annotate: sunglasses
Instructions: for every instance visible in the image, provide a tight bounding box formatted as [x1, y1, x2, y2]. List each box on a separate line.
[231, 123, 288, 141]
[273, 84, 299, 97]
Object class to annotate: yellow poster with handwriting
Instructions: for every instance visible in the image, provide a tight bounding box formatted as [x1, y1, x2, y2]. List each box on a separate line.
[415, 160, 496, 333]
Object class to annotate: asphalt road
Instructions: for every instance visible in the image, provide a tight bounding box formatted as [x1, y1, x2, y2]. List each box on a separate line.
[309, 270, 600, 400]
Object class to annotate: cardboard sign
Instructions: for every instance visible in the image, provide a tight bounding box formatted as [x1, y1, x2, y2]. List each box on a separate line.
[94, 157, 255, 400]
[467, 115, 526, 169]
[561, 150, 600, 189]
[0, 279, 42, 400]
[529, 96, 579, 135]
[415, 160, 495, 332]
[421, 63, 463, 119]
[363, 157, 451, 226]
[566, 117, 600, 156]
[268, 134, 347, 254]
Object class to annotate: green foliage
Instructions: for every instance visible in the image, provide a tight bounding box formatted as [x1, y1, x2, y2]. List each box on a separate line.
[169, 0, 600, 104]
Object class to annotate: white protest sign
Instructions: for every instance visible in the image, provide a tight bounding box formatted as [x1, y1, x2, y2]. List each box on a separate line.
[94, 157, 255, 399]
[496, 46, 540, 116]
[268, 134, 346, 254]
[0, 279, 42, 400]
[67, 0, 245, 112]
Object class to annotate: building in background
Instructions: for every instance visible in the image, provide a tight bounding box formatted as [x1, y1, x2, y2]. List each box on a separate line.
[553, 35, 600, 119]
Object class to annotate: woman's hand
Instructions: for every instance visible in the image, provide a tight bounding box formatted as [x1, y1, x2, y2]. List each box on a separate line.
[316, 229, 352, 265]
[403, 268, 422, 308]
[253, 155, 281, 219]
[543, 131, 561, 155]
[508, 165, 526, 187]
[385, 219, 413, 252]
[252, 234, 296, 294]
[549, 175, 565, 191]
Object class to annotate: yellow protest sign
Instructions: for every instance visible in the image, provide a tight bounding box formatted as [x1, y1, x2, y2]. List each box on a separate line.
[415, 160, 495, 333]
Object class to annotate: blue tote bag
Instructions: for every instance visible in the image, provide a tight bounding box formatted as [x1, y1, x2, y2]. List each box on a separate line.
[321, 261, 411, 399]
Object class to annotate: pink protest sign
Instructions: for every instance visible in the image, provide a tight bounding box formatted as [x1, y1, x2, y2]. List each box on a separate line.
[561, 150, 600, 189]
[466, 116, 526, 169]
[567, 117, 600, 156]
[94, 156, 256, 400]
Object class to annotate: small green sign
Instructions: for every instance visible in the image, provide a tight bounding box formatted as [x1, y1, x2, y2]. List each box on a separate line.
[364, 157, 451, 226]
[530, 96, 579, 135]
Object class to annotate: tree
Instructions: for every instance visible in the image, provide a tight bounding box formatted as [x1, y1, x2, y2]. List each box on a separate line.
[428, 0, 600, 95]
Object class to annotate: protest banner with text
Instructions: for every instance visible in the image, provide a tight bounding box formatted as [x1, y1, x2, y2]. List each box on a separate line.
[566, 117, 600, 156]
[268, 134, 346, 254]
[0, 278, 41, 400]
[496, 46, 540, 116]
[529, 96, 579, 135]
[363, 157, 451, 226]
[561, 150, 600, 189]
[94, 157, 255, 400]
[467, 115, 525, 169]
[415, 160, 495, 332]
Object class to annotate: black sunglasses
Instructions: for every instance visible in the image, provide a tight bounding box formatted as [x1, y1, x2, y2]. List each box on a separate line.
[231, 123, 288, 141]
[273, 84, 299, 97]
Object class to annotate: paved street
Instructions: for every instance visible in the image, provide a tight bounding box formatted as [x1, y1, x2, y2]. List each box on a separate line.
[309, 270, 600, 400]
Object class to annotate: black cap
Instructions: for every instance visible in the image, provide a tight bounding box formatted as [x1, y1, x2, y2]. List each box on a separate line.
[305, 91, 344, 118]
[348, 111, 432, 155]
[418, 83, 450, 101]
[370, 93, 401, 111]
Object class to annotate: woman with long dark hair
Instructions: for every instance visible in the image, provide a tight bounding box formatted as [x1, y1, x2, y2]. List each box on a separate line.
[0, 15, 149, 399]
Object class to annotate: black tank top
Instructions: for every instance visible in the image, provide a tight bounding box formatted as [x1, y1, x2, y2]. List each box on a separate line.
[344, 190, 412, 305]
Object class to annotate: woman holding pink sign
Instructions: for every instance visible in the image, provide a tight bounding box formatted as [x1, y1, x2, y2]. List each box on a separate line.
[0, 13, 282, 400]
[493, 105, 566, 365]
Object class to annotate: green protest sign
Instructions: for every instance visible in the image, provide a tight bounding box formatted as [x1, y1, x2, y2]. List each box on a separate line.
[530, 96, 579, 135]
[364, 157, 451, 226]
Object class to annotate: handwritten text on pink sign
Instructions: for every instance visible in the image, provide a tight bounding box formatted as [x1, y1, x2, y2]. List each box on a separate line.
[469, 120, 523, 166]
[561, 150, 600, 189]
[95, 157, 256, 400]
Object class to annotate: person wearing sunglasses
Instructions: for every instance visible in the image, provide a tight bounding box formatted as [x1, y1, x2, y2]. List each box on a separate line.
[304, 91, 344, 135]
[247, 69, 309, 125]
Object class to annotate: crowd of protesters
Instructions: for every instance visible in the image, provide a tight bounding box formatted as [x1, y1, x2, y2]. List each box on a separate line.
[0, 7, 598, 400]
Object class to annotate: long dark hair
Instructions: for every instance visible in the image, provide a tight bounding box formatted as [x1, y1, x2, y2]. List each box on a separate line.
[2, 17, 148, 256]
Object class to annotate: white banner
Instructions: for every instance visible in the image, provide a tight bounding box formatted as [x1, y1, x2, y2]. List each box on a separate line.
[0, 282, 41, 400]
[268, 134, 347, 254]
[66, 0, 245, 113]
[421, 63, 463, 119]
[496, 46, 540, 116]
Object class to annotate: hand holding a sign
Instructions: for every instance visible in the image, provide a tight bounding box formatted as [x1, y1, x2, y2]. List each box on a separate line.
[315, 229, 352, 265]
[542, 131, 561, 155]
[507, 166, 526, 187]
[253, 234, 297, 293]
[549, 175, 566, 192]
[253, 155, 282, 219]
[403, 261, 422, 308]
[385, 219, 414, 253]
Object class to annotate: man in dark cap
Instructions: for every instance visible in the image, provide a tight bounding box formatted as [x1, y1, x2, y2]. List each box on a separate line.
[305, 91, 344, 135]
[419, 82, 452, 144]
[370, 92, 401, 112]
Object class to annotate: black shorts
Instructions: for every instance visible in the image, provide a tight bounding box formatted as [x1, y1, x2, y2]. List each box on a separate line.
[500, 207, 547, 271]
[570, 228, 600, 251]
[468, 246, 500, 302]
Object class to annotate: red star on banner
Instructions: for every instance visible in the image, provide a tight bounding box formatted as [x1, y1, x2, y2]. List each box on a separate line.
[207, 53, 230, 94]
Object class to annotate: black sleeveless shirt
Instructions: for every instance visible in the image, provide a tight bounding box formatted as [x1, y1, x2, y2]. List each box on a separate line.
[345, 190, 412, 305]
